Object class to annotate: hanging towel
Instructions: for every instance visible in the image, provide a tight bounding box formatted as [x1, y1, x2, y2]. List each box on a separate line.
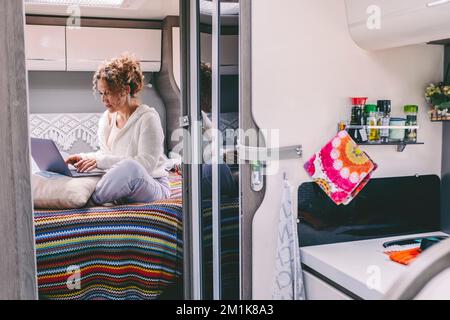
[273, 178, 306, 300]
[304, 130, 377, 206]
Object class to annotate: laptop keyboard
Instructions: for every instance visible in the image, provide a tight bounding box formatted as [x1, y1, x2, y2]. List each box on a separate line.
[70, 169, 105, 177]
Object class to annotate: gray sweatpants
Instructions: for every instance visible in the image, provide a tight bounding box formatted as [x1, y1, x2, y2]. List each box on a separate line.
[91, 159, 170, 205]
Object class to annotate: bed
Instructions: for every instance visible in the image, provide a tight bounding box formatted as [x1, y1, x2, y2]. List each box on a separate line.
[34, 172, 183, 300]
[30, 111, 184, 300]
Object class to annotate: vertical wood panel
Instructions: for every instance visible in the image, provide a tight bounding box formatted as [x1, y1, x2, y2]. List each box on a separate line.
[0, 0, 38, 300]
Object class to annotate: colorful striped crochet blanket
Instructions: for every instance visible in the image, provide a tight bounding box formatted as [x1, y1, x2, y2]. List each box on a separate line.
[34, 172, 183, 300]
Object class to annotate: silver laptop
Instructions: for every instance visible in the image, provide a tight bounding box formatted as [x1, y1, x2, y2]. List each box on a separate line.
[31, 138, 105, 178]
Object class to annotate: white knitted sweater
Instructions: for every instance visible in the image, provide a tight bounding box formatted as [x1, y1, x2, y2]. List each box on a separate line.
[80, 104, 168, 178]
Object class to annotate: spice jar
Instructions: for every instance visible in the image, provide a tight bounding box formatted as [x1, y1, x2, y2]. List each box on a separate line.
[349, 97, 368, 143]
[364, 104, 380, 143]
[389, 118, 406, 142]
[377, 100, 391, 143]
[404, 105, 418, 143]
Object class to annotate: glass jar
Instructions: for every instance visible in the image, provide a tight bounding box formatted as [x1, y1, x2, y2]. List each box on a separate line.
[364, 104, 380, 143]
[404, 105, 418, 143]
[377, 100, 391, 143]
[349, 97, 368, 143]
[389, 118, 406, 142]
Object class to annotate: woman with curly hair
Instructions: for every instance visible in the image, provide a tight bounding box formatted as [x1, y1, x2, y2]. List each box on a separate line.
[65, 53, 170, 205]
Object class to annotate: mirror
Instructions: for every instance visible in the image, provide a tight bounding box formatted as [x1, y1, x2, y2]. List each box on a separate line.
[198, 0, 240, 299]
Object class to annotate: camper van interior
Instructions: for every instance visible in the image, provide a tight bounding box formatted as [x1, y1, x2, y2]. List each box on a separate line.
[21, 0, 241, 300]
[2, 0, 450, 301]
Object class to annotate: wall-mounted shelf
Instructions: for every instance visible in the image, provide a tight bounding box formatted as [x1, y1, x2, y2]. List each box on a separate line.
[341, 125, 422, 152]
[358, 141, 424, 152]
[344, 125, 419, 130]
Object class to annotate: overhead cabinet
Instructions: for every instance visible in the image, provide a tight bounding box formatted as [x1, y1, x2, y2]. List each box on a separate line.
[25, 26, 162, 72]
[346, 0, 450, 50]
[25, 25, 66, 71]
[66, 27, 162, 72]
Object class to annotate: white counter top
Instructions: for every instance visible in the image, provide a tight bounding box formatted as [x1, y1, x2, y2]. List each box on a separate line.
[300, 231, 449, 300]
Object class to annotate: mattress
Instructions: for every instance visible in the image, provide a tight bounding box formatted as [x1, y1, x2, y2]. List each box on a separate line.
[34, 172, 183, 300]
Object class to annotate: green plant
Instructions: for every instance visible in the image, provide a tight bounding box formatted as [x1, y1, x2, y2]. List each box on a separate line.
[425, 82, 450, 110]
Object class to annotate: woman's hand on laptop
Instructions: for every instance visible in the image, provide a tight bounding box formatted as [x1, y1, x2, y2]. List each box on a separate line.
[65, 155, 97, 172]
[65, 155, 82, 166]
[74, 159, 98, 173]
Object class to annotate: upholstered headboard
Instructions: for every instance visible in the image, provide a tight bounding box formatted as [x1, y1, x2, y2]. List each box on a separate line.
[29, 82, 178, 155]
[140, 85, 167, 146]
[29, 113, 100, 173]
[28, 107, 174, 172]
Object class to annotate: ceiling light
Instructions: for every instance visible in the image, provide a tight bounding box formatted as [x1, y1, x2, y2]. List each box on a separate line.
[24, 0, 133, 8]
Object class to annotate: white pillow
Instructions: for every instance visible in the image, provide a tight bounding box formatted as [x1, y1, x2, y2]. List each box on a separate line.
[32, 171, 101, 209]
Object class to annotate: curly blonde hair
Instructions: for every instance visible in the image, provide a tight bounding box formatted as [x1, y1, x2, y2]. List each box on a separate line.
[93, 53, 145, 98]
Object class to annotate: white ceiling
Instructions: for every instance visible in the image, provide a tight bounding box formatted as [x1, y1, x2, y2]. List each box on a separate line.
[25, 0, 179, 20]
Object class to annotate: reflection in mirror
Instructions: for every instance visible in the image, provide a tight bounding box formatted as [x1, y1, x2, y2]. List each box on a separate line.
[199, 0, 213, 300]
[199, 0, 240, 299]
[217, 2, 240, 296]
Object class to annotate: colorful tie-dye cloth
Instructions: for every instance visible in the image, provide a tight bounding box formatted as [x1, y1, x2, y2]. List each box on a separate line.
[304, 130, 377, 205]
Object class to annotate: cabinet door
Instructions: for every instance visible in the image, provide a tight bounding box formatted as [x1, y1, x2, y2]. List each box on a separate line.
[346, 0, 450, 50]
[25, 25, 66, 71]
[66, 27, 162, 72]
[346, 0, 427, 25]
